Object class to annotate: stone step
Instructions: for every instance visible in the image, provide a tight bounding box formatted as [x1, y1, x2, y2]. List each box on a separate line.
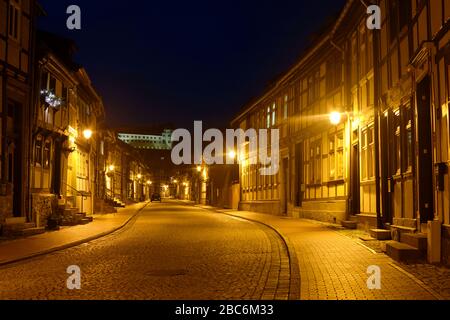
[5, 217, 26, 225]
[369, 229, 392, 240]
[75, 212, 87, 219]
[79, 218, 91, 225]
[21, 227, 46, 237]
[348, 215, 359, 222]
[341, 220, 357, 229]
[400, 233, 427, 251]
[63, 208, 79, 215]
[386, 241, 422, 263]
[24, 222, 36, 229]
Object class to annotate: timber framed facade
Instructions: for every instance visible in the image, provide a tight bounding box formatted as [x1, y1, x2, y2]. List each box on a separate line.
[232, 0, 450, 264]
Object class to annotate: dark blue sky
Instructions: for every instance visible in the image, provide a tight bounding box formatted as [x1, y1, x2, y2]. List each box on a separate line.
[38, 0, 346, 129]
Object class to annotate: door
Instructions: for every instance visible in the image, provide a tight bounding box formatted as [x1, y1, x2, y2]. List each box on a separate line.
[351, 143, 360, 215]
[295, 143, 304, 207]
[7, 101, 23, 217]
[52, 140, 62, 196]
[416, 76, 434, 222]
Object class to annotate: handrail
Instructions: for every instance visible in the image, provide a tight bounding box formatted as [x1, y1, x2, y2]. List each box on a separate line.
[63, 181, 90, 199]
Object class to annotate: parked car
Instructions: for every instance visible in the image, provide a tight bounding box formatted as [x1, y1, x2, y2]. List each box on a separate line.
[151, 193, 162, 202]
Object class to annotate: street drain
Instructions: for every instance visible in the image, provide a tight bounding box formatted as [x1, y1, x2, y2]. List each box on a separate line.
[146, 269, 188, 277]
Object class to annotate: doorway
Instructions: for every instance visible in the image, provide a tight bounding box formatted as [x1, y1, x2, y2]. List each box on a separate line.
[52, 140, 62, 196]
[416, 76, 434, 223]
[350, 143, 360, 215]
[7, 101, 23, 218]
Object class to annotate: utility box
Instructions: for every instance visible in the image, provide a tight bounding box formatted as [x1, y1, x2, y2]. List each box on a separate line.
[427, 220, 441, 263]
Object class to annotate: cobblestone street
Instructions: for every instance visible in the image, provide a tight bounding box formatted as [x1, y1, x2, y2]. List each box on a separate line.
[0, 202, 291, 300]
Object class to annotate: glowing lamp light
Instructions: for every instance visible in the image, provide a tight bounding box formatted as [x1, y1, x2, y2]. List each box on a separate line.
[228, 150, 236, 159]
[147, 180, 152, 185]
[173, 179, 178, 183]
[329, 112, 342, 125]
[108, 165, 115, 172]
[83, 129, 93, 140]
[197, 166, 202, 172]
[137, 174, 142, 180]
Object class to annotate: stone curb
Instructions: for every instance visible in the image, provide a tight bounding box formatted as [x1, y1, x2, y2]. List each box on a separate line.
[0, 202, 149, 267]
[181, 202, 302, 300]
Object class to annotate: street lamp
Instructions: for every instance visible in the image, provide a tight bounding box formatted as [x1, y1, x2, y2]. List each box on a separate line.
[329, 112, 342, 125]
[108, 165, 115, 172]
[147, 180, 152, 185]
[228, 150, 236, 159]
[83, 129, 93, 140]
[137, 174, 142, 180]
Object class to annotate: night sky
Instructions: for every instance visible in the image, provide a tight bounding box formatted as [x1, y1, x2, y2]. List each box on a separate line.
[38, 0, 346, 129]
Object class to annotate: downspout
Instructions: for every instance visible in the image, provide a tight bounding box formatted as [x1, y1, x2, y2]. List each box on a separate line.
[372, 0, 383, 229]
[2, 1, 11, 188]
[27, 1, 39, 222]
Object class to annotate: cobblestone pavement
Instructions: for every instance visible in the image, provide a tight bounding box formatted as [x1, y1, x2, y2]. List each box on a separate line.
[0, 202, 292, 300]
[218, 210, 442, 300]
[326, 223, 450, 299]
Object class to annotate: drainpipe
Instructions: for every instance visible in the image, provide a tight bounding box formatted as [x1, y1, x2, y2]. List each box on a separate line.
[2, 1, 11, 189]
[372, 0, 383, 229]
[27, 1, 39, 223]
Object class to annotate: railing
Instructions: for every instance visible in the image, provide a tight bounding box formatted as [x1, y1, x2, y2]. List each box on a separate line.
[63, 181, 90, 214]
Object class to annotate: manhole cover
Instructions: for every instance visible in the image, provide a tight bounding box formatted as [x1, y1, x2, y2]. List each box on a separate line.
[146, 269, 188, 277]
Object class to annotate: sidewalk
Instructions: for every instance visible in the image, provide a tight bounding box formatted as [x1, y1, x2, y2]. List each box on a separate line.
[0, 202, 148, 266]
[194, 204, 445, 300]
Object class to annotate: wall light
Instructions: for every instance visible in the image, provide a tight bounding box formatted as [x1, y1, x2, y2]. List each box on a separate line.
[83, 129, 93, 140]
[329, 112, 342, 125]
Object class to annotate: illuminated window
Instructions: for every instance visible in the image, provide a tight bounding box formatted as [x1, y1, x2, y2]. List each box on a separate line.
[393, 109, 401, 174]
[267, 107, 271, 128]
[329, 132, 344, 180]
[272, 103, 276, 126]
[43, 141, 51, 169]
[404, 107, 413, 171]
[361, 126, 375, 180]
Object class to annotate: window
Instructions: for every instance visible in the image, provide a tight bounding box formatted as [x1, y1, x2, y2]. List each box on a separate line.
[8, 0, 20, 41]
[283, 95, 288, 120]
[389, 0, 411, 42]
[326, 53, 342, 91]
[361, 126, 375, 180]
[310, 141, 322, 184]
[404, 107, 413, 171]
[43, 141, 51, 169]
[272, 103, 276, 126]
[329, 132, 344, 180]
[393, 109, 401, 174]
[35, 137, 43, 166]
[307, 70, 320, 104]
[266, 106, 271, 128]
